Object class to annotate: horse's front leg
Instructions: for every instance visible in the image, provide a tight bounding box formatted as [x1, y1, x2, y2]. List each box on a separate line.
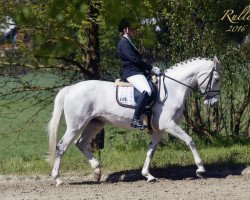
[165, 121, 205, 177]
[142, 133, 162, 182]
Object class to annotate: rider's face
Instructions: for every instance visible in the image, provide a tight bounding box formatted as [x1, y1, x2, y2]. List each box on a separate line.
[125, 27, 136, 38]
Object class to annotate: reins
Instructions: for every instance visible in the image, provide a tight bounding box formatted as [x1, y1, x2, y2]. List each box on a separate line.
[157, 73, 168, 103]
[157, 68, 220, 104]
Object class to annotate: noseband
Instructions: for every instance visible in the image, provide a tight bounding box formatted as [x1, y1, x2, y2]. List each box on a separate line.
[158, 68, 221, 103]
[198, 68, 221, 100]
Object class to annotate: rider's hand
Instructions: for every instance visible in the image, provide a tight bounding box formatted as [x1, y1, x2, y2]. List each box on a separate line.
[151, 66, 161, 75]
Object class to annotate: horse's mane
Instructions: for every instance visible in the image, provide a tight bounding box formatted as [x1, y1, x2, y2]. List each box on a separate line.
[165, 57, 212, 72]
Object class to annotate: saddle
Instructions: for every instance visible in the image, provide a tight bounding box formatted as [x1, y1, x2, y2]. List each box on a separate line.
[115, 76, 158, 131]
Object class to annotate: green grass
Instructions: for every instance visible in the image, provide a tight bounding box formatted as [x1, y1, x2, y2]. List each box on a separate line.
[0, 140, 249, 175]
[0, 72, 250, 176]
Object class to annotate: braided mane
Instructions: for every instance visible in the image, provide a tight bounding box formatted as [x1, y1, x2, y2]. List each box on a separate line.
[166, 57, 212, 72]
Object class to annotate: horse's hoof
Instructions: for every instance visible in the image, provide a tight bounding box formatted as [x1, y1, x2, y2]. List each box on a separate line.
[196, 170, 206, 178]
[56, 178, 63, 186]
[147, 177, 157, 182]
[93, 168, 101, 182]
[146, 174, 157, 182]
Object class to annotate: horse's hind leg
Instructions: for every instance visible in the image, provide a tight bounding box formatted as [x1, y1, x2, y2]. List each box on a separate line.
[165, 121, 205, 178]
[75, 119, 105, 181]
[51, 127, 79, 186]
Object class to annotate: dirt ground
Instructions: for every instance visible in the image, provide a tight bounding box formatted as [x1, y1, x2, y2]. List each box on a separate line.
[1, 165, 250, 200]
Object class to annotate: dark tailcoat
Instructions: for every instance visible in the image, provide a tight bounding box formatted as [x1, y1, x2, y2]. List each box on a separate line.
[118, 37, 152, 80]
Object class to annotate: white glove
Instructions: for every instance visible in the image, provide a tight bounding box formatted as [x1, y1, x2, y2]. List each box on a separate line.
[151, 66, 161, 75]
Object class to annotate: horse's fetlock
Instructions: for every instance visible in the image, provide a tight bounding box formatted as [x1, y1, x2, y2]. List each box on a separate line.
[142, 169, 149, 177]
[90, 158, 99, 169]
[52, 169, 59, 179]
[196, 159, 204, 167]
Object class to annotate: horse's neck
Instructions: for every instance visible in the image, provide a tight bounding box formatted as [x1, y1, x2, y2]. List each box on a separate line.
[165, 59, 212, 102]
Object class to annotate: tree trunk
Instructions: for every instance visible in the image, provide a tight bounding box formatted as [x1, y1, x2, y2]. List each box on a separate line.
[230, 89, 234, 136]
[212, 105, 219, 133]
[192, 95, 205, 136]
[234, 85, 250, 136]
[84, 0, 104, 150]
[183, 100, 190, 134]
[85, 0, 101, 80]
[246, 119, 250, 138]
[194, 95, 203, 126]
[184, 95, 206, 136]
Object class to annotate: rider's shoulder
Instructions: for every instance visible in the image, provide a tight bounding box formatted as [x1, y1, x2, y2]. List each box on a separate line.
[118, 37, 129, 47]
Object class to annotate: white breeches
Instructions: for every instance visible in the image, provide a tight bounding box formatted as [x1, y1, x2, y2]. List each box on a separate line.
[127, 74, 152, 96]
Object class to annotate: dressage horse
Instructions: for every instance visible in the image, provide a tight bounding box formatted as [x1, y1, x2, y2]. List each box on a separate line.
[48, 56, 221, 186]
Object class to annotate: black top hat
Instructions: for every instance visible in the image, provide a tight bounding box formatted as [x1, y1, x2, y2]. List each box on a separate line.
[118, 18, 131, 33]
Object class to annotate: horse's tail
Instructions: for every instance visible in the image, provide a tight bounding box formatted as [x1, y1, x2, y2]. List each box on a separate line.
[47, 86, 69, 165]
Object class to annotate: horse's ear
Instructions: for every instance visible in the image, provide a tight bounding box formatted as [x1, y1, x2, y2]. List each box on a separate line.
[213, 56, 220, 70]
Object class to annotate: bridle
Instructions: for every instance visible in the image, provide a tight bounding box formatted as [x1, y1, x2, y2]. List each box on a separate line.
[157, 67, 221, 103]
[197, 68, 221, 100]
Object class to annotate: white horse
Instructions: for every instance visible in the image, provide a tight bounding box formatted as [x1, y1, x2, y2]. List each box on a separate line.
[48, 56, 222, 186]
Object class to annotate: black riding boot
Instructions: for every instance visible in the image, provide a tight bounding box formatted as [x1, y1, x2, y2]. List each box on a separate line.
[131, 91, 150, 129]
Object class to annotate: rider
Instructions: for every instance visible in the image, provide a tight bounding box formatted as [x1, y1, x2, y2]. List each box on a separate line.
[117, 18, 160, 129]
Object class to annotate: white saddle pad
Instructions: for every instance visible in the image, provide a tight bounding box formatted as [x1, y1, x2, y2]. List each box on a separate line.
[117, 86, 136, 108]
